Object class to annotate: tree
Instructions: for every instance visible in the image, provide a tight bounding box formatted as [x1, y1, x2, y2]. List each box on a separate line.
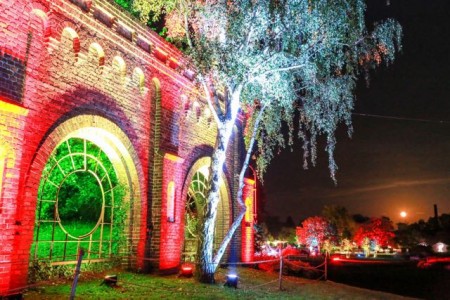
[131, 0, 402, 282]
[296, 216, 332, 253]
[322, 205, 356, 242]
[353, 217, 395, 254]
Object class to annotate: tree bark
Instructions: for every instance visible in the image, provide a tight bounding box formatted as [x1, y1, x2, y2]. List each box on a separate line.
[197, 89, 240, 283]
[196, 93, 264, 283]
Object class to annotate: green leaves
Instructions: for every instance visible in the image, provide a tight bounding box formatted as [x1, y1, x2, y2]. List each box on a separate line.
[131, 0, 402, 183]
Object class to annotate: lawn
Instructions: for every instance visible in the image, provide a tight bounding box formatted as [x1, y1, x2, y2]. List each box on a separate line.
[24, 267, 413, 299]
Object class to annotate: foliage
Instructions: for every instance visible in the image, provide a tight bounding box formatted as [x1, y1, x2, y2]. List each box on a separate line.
[28, 260, 73, 283]
[353, 217, 395, 248]
[322, 205, 356, 241]
[34, 138, 127, 261]
[253, 223, 269, 253]
[130, 0, 402, 281]
[395, 213, 450, 248]
[296, 216, 333, 252]
[28, 257, 123, 283]
[340, 238, 353, 257]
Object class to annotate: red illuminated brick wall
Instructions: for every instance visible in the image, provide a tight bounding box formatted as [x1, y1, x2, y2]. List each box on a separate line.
[0, 0, 248, 295]
[159, 154, 185, 272]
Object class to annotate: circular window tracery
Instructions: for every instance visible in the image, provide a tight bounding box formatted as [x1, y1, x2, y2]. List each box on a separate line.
[32, 137, 125, 261]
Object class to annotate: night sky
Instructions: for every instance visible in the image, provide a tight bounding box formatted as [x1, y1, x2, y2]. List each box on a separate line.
[263, 0, 450, 225]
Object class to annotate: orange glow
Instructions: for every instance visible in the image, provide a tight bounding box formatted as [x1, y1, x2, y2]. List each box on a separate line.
[164, 153, 184, 163]
[245, 197, 252, 222]
[0, 99, 28, 116]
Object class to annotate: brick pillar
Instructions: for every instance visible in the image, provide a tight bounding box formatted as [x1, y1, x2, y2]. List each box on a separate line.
[0, 100, 29, 296]
[159, 153, 184, 273]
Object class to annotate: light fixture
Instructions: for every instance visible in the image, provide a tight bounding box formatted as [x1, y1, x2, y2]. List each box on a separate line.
[224, 274, 238, 288]
[102, 275, 118, 287]
[180, 264, 194, 277]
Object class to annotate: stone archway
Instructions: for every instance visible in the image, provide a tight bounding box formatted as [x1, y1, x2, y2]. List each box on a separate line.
[29, 115, 143, 267]
[181, 157, 231, 262]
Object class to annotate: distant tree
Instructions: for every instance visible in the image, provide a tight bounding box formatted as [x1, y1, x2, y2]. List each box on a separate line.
[340, 238, 352, 258]
[253, 223, 268, 253]
[285, 216, 296, 228]
[322, 205, 356, 242]
[353, 217, 395, 251]
[296, 216, 333, 253]
[353, 213, 370, 224]
[361, 237, 370, 257]
[278, 226, 297, 244]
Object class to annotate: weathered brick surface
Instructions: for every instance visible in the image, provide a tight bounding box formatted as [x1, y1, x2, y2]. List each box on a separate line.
[0, 0, 248, 295]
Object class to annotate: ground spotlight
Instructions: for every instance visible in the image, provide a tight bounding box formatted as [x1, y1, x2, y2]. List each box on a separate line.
[224, 274, 239, 288]
[102, 275, 118, 287]
[180, 264, 194, 277]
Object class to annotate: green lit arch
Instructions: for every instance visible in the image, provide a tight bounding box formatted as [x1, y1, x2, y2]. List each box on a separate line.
[182, 157, 231, 262]
[30, 115, 143, 265]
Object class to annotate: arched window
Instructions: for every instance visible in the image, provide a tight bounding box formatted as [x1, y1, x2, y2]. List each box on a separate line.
[167, 181, 175, 222]
[245, 197, 253, 223]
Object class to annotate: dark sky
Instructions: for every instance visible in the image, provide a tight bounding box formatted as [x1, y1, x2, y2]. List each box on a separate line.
[263, 0, 450, 225]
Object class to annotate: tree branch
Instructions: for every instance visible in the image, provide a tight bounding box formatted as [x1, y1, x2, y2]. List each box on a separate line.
[199, 76, 221, 125]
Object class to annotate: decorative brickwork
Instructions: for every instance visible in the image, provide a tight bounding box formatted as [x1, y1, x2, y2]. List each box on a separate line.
[0, 0, 251, 295]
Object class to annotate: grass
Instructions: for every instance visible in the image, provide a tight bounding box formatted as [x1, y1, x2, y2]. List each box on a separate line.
[31, 221, 121, 261]
[24, 267, 412, 299]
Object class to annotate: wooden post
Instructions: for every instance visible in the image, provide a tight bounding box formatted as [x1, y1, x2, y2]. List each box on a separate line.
[324, 256, 328, 281]
[70, 248, 85, 300]
[278, 248, 283, 290]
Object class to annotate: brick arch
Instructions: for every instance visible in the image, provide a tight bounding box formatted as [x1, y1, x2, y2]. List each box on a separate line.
[132, 67, 145, 92]
[180, 156, 232, 262]
[61, 27, 80, 54]
[88, 42, 105, 66]
[29, 8, 51, 40]
[112, 55, 127, 79]
[23, 114, 146, 271]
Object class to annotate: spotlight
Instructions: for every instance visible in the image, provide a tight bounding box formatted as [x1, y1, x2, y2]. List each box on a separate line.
[102, 275, 118, 287]
[180, 264, 194, 277]
[224, 274, 238, 288]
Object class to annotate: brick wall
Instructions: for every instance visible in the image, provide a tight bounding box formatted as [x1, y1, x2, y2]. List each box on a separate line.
[0, 0, 247, 295]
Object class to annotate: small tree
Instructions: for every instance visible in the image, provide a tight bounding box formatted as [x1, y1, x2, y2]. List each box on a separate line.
[322, 205, 356, 242]
[131, 0, 402, 282]
[341, 238, 352, 258]
[354, 217, 395, 257]
[361, 237, 370, 257]
[296, 216, 332, 253]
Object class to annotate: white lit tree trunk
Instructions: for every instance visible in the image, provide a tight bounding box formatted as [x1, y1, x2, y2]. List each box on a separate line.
[197, 86, 240, 283]
[197, 89, 266, 282]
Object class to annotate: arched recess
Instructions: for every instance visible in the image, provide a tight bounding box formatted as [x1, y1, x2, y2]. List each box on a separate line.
[181, 157, 231, 262]
[28, 115, 144, 268]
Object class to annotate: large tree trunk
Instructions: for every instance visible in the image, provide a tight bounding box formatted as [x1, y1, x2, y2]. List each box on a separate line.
[197, 89, 239, 283]
[197, 130, 227, 283]
[196, 90, 265, 283]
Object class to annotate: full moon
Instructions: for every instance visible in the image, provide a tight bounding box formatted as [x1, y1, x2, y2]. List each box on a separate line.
[400, 211, 407, 218]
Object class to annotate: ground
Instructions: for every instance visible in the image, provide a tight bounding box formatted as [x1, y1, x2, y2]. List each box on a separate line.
[23, 267, 415, 299]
